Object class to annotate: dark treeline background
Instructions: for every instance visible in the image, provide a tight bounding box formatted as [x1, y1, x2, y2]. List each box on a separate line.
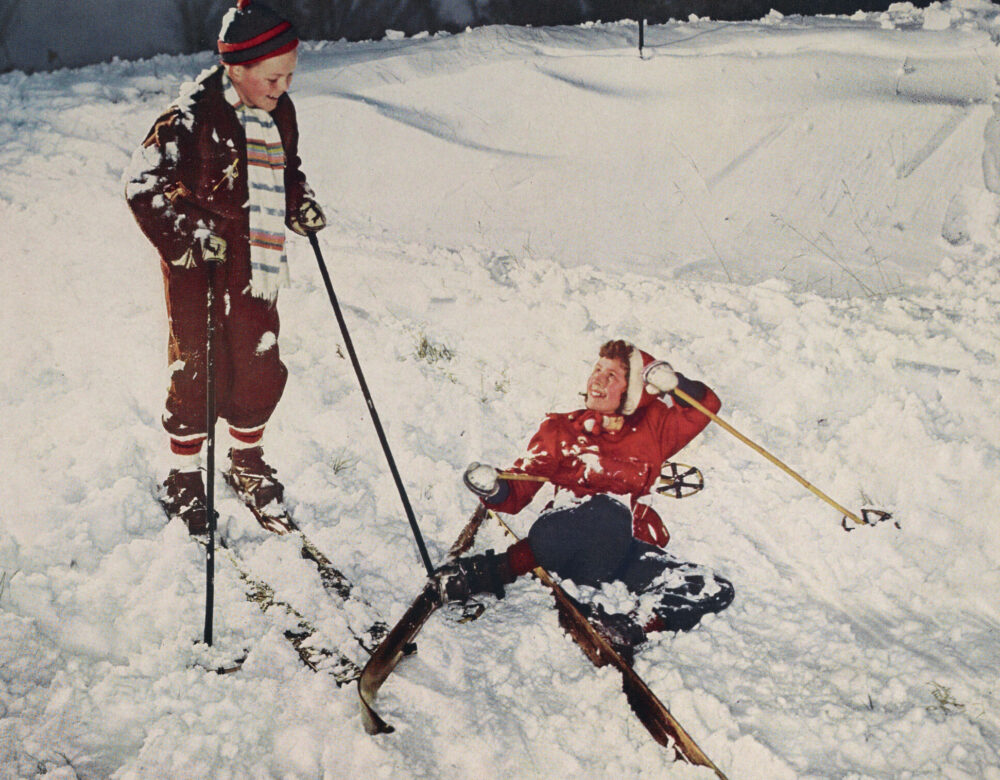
[179, 0, 926, 52]
[0, 0, 933, 73]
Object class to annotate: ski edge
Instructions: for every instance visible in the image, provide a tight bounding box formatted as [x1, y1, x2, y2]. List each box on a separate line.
[358, 583, 440, 734]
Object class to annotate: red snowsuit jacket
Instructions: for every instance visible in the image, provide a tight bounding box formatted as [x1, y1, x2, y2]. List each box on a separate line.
[491, 387, 721, 547]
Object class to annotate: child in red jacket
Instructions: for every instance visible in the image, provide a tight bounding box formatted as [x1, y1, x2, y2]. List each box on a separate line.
[440, 340, 734, 653]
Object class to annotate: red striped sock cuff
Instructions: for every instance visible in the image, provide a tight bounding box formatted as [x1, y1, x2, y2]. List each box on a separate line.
[229, 425, 265, 446]
[170, 435, 206, 456]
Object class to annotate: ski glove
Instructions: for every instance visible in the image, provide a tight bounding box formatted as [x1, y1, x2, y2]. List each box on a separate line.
[643, 360, 678, 394]
[171, 233, 226, 269]
[289, 197, 326, 236]
[463, 462, 501, 498]
[643, 361, 710, 408]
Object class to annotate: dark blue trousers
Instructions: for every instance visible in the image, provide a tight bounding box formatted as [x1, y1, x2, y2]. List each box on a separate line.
[528, 494, 734, 631]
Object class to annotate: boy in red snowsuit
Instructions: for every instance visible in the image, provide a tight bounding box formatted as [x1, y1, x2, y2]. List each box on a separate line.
[125, 1, 325, 533]
[440, 340, 734, 651]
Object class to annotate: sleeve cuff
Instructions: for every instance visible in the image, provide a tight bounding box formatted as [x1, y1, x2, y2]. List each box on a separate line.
[484, 479, 511, 506]
[674, 374, 708, 407]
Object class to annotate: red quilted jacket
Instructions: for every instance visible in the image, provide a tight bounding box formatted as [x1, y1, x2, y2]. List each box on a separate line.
[491, 387, 721, 547]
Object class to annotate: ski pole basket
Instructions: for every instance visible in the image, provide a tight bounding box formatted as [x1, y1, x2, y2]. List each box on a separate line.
[654, 462, 704, 499]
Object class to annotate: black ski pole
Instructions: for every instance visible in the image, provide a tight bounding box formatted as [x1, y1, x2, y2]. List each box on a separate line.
[203, 260, 220, 645]
[307, 232, 435, 577]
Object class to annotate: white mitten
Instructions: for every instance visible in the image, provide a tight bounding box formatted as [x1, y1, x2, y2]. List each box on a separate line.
[289, 198, 327, 236]
[463, 462, 500, 498]
[643, 360, 678, 395]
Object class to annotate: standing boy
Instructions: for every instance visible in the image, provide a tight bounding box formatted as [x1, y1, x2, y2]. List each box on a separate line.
[126, 1, 325, 533]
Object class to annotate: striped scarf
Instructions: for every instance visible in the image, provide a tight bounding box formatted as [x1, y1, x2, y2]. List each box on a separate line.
[224, 73, 289, 302]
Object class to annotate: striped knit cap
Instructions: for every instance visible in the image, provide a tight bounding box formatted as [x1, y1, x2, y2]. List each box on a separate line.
[218, 1, 298, 66]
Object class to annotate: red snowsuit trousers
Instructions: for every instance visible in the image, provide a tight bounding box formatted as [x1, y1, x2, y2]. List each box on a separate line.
[161, 257, 287, 441]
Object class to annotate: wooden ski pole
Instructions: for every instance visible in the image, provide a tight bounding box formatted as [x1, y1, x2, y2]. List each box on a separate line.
[672, 387, 866, 526]
[497, 471, 549, 483]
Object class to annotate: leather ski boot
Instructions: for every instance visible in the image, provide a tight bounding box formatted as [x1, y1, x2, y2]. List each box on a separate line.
[224, 446, 294, 534]
[159, 468, 209, 535]
[434, 550, 513, 603]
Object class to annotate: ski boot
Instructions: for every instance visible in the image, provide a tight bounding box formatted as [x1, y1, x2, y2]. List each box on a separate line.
[434, 550, 513, 604]
[639, 571, 735, 634]
[224, 446, 294, 534]
[585, 603, 647, 664]
[159, 468, 210, 535]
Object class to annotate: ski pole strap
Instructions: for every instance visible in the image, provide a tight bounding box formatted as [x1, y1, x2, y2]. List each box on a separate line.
[671, 387, 892, 529]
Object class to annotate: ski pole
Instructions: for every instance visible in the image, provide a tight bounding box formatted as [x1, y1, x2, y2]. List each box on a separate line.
[672, 387, 875, 526]
[498, 462, 705, 500]
[306, 232, 435, 576]
[497, 471, 549, 482]
[203, 260, 219, 646]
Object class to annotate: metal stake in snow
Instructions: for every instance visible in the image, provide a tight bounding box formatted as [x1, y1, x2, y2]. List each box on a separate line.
[307, 232, 435, 576]
[672, 387, 894, 529]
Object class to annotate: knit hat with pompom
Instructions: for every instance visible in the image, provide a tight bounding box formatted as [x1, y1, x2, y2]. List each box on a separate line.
[218, 0, 298, 65]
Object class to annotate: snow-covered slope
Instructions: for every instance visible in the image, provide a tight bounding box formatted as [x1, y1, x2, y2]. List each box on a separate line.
[2, 4, 999, 778]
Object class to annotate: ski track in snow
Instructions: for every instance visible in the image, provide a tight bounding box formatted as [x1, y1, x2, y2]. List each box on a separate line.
[2, 6, 1000, 779]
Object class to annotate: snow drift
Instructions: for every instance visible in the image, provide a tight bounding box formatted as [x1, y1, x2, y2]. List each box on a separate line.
[1, 4, 999, 778]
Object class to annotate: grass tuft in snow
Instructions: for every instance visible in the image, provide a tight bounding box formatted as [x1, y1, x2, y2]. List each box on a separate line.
[415, 333, 455, 365]
[480, 367, 510, 403]
[927, 682, 966, 717]
[329, 451, 358, 475]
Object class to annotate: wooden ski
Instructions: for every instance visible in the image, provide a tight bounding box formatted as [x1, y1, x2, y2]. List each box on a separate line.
[490, 510, 729, 780]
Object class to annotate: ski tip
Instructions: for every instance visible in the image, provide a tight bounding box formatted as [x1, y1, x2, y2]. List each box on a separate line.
[360, 698, 396, 735]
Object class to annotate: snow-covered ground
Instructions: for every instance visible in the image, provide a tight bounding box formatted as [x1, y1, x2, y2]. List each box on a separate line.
[2, 3, 1000, 778]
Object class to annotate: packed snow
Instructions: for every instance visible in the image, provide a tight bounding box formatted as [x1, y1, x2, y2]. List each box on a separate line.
[2, 3, 999, 778]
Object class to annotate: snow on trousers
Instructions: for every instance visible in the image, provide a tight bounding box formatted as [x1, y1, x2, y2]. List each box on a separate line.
[124, 67, 310, 444]
[162, 256, 287, 441]
[528, 495, 734, 628]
